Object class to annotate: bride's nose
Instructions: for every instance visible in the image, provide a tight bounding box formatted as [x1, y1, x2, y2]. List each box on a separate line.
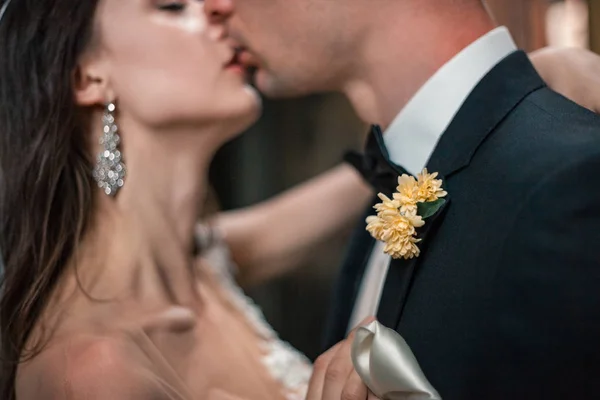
[204, 0, 234, 24]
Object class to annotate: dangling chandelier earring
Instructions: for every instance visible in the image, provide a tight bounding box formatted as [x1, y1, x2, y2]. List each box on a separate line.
[92, 102, 126, 196]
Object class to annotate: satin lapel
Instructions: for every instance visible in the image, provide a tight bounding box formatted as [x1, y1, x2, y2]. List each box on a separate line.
[322, 200, 378, 350]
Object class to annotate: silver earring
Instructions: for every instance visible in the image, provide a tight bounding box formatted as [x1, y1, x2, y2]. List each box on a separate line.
[92, 102, 126, 196]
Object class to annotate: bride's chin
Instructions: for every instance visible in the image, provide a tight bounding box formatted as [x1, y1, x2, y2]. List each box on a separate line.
[229, 87, 263, 134]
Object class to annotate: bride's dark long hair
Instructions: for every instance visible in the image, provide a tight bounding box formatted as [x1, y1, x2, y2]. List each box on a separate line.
[0, 0, 100, 398]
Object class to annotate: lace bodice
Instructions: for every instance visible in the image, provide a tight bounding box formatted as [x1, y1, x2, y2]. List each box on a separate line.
[197, 225, 313, 400]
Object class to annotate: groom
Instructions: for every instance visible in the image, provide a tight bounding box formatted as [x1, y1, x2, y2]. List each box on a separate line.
[205, 0, 600, 398]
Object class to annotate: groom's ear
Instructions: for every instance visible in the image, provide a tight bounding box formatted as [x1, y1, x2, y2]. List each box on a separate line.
[73, 52, 113, 107]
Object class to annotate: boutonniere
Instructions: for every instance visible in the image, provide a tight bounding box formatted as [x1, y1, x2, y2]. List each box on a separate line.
[366, 169, 447, 260]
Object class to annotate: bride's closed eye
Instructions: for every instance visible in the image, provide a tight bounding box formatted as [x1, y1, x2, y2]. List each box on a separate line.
[158, 1, 186, 12]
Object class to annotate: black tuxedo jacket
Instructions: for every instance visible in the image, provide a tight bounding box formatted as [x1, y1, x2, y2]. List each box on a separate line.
[324, 51, 600, 399]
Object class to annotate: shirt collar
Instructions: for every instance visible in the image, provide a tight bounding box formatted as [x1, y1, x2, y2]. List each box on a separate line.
[383, 26, 517, 175]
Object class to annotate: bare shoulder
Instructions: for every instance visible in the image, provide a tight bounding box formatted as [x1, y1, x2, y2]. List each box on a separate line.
[17, 334, 172, 400]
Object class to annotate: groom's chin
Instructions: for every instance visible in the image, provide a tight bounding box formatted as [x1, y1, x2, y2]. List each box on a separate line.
[252, 69, 313, 99]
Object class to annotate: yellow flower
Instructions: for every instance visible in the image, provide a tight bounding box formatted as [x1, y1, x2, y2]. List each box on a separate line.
[393, 174, 419, 214]
[384, 234, 422, 260]
[416, 168, 448, 202]
[365, 168, 446, 260]
[365, 215, 386, 239]
[365, 203, 425, 260]
[373, 193, 402, 216]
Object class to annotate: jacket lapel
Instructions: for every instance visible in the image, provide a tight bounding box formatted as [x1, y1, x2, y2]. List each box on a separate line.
[376, 51, 546, 329]
[427, 51, 545, 176]
[377, 188, 450, 328]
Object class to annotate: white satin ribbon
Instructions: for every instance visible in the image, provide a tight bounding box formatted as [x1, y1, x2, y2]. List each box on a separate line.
[351, 321, 442, 400]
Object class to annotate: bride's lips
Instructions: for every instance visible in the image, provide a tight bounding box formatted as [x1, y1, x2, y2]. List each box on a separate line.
[224, 47, 245, 74]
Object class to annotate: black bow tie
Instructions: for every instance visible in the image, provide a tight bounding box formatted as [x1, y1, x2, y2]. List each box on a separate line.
[344, 125, 410, 196]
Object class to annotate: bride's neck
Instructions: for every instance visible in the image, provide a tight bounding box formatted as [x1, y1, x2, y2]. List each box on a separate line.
[76, 121, 221, 304]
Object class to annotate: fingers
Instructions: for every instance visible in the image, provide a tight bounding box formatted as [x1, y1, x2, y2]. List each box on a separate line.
[321, 319, 368, 399]
[321, 336, 355, 400]
[341, 370, 368, 400]
[307, 317, 376, 400]
[366, 392, 379, 400]
[307, 342, 342, 400]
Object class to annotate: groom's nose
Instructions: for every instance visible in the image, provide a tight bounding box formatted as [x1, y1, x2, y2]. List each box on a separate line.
[204, 0, 234, 23]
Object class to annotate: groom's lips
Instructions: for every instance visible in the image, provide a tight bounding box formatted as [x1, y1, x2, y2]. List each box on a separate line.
[237, 48, 260, 68]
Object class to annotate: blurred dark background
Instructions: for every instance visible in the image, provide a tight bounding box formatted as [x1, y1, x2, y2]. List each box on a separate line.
[208, 0, 596, 361]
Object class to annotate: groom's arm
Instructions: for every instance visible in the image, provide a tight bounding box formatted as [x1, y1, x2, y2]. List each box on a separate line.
[484, 148, 600, 398]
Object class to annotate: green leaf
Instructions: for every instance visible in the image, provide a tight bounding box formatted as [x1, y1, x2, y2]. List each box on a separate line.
[417, 198, 446, 219]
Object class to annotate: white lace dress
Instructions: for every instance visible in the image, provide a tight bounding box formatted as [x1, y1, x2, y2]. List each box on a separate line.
[197, 224, 313, 400]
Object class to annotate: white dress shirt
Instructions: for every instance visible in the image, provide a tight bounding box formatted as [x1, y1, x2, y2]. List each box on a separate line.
[348, 27, 517, 332]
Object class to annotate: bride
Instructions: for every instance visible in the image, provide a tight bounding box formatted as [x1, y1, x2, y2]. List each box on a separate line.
[1, 1, 600, 399]
[0, 1, 373, 399]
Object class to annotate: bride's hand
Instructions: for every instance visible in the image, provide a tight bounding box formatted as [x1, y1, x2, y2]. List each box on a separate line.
[530, 47, 600, 113]
[307, 318, 379, 400]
